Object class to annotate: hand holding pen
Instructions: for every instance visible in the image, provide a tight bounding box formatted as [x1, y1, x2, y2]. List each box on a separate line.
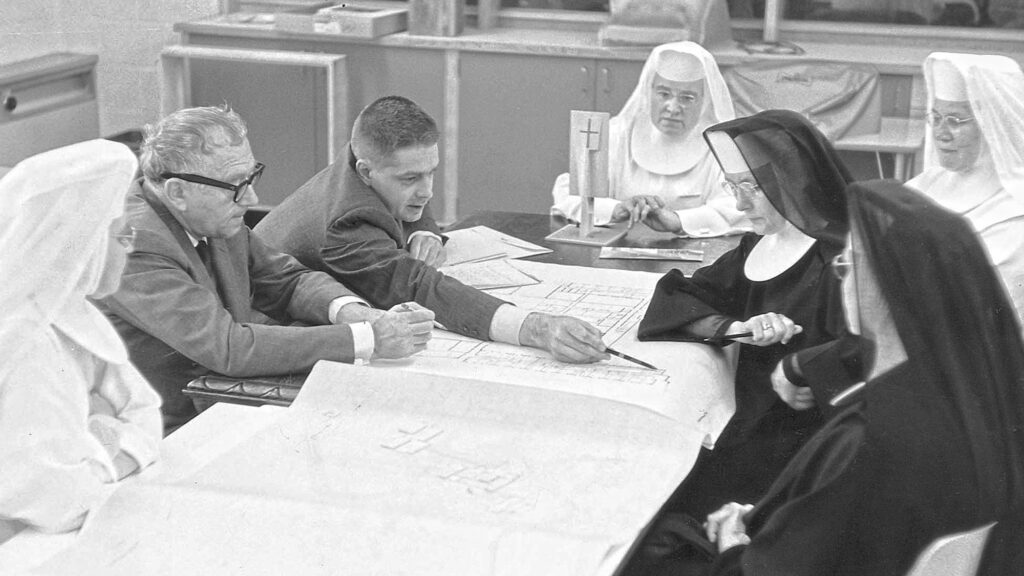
[708, 314, 802, 347]
[370, 302, 435, 359]
[605, 347, 658, 370]
[520, 313, 609, 364]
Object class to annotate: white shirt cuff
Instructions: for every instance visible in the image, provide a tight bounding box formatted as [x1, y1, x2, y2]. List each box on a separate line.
[350, 321, 375, 362]
[407, 230, 442, 244]
[329, 296, 370, 324]
[675, 208, 717, 237]
[489, 304, 531, 346]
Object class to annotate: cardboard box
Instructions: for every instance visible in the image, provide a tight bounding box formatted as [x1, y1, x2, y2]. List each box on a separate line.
[317, 4, 407, 37]
[274, 3, 407, 37]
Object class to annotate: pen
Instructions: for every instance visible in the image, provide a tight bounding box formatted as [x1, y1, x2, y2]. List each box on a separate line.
[605, 347, 658, 370]
[499, 236, 544, 251]
[397, 303, 445, 330]
[701, 332, 753, 344]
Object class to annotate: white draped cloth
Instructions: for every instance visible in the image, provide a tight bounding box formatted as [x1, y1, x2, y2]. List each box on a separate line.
[0, 140, 162, 539]
[551, 42, 751, 237]
[908, 53, 1024, 331]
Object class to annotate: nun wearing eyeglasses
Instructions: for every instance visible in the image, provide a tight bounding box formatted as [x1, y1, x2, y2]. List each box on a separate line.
[907, 52, 1024, 330]
[629, 179, 1024, 576]
[0, 140, 162, 542]
[635, 111, 855, 528]
[550, 42, 752, 237]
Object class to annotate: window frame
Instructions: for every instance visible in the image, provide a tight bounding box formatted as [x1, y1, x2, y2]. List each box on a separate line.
[469, 3, 1024, 54]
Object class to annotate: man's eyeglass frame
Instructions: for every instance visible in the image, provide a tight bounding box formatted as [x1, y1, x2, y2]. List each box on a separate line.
[160, 162, 265, 203]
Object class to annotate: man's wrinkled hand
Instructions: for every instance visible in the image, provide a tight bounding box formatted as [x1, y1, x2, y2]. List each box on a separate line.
[771, 362, 816, 410]
[520, 313, 609, 364]
[370, 302, 435, 359]
[408, 234, 446, 267]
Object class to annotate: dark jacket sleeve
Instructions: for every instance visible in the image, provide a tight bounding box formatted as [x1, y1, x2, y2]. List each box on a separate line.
[784, 332, 871, 414]
[246, 230, 356, 325]
[638, 234, 757, 342]
[321, 212, 505, 341]
[102, 228, 358, 379]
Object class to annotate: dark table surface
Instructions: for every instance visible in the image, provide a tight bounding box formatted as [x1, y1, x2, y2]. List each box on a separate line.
[445, 211, 741, 277]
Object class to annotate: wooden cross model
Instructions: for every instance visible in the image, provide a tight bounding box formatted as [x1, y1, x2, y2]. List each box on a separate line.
[570, 110, 610, 238]
[546, 110, 626, 246]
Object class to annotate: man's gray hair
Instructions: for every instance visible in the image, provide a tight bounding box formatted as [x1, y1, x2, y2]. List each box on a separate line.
[139, 105, 248, 182]
[351, 96, 438, 164]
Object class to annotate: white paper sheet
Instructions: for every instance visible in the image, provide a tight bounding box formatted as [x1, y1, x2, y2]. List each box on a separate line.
[37, 365, 700, 576]
[409, 261, 736, 442]
[443, 225, 552, 266]
[33, 262, 737, 576]
[439, 258, 542, 289]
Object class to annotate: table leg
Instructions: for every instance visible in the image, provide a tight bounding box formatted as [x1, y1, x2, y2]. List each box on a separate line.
[895, 153, 907, 181]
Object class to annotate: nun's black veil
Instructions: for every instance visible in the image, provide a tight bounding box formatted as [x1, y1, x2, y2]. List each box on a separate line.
[723, 180, 1024, 576]
[851, 180, 1024, 572]
[703, 109, 852, 248]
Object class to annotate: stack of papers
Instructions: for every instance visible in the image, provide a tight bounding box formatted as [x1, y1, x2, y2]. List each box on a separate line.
[444, 225, 551, 266]
[599, 247, 704, 261]
[441, 258, 541, 290]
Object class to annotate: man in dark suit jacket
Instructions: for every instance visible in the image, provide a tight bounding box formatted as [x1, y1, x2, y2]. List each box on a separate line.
[98, 105, 434, 433]
[256, 96, 608, 363]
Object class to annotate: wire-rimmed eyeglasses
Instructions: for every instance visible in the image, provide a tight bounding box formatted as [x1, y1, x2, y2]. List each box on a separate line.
[928, 110, 975, 132]
[112, 226, 137, 253]
[160, 162, 265, 203]
[721, 180, 763, 199]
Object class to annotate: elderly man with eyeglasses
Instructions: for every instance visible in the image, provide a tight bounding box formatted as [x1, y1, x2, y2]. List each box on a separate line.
[96, 105, 435, 433]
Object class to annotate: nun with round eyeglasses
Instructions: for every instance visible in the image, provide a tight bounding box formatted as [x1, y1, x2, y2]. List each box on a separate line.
[908, 52, 1024, 331]
[625, 179, 1024, 576]
[635, 110, 855, 531]
[550, 42, 752, 237]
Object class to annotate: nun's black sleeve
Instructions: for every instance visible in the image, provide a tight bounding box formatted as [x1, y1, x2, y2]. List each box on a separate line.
[638, 234, 758, 342]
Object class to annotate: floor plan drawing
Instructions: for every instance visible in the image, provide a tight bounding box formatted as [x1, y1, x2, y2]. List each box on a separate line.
[409, 261, 736, 434]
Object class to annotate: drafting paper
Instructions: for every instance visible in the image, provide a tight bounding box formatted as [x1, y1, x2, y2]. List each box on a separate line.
[38, 367, 698, 576]
[35, 262, 736, 576]
[443, 225, 551, 265]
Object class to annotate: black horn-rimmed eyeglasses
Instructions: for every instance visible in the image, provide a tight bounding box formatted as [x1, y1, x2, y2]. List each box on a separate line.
[160, 162, 265, 203]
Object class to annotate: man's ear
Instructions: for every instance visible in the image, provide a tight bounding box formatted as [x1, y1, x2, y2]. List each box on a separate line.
[355, 158, 374, 186]
[162, 179, 190, 212]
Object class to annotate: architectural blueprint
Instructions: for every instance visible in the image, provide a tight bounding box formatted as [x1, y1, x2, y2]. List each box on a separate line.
[35, 263, 737, 576]
[38, 364, 704, 576]
[413, 260, 736, 440]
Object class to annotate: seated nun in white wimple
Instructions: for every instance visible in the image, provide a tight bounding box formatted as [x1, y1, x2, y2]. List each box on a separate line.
[907, 52, 1024, 328]
[550, 42, 751, 237]
[0, 140, 162, 542]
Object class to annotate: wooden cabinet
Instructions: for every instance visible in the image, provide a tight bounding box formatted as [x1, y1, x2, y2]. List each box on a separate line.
[0, 53, 99, 168]
[594, 59, 642, 114]
[457, 52, 640, 215]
